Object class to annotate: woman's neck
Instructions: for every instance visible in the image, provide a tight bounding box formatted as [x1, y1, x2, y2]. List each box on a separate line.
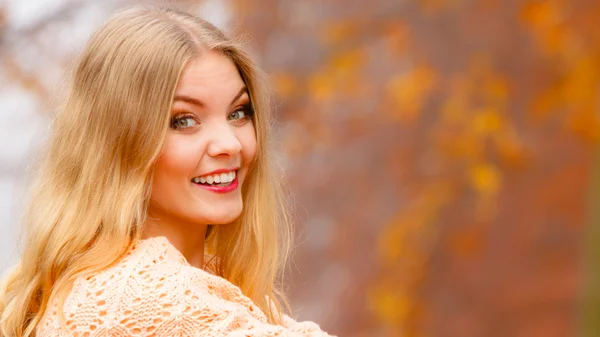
[142, 217, 208, 269]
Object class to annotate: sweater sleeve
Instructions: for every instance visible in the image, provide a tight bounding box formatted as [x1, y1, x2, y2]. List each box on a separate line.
[162, 267, 337, 337]
[281, 313, 333, 336]
[169, 292, 336, 337]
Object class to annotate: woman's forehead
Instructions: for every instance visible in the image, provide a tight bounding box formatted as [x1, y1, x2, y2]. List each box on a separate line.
[174, 51, 246, 103]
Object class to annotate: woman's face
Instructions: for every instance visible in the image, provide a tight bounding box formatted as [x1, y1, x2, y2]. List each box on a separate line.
[148, 51, 257, 227]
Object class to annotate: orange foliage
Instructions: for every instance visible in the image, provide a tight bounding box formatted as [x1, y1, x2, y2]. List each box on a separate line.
[387, 64, 437, 124]
[192, 1, 599, 335]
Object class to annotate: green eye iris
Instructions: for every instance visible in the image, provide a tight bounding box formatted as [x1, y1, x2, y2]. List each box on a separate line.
[178, 118, 194, 127]
[229, 110, 246, 120]
[170, 115, 198, 129]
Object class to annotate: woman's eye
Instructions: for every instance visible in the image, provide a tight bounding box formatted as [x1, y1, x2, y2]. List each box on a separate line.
[228, 106, 254, 123]
[170, 115, 198, 129]
[229, 110, 246, 120]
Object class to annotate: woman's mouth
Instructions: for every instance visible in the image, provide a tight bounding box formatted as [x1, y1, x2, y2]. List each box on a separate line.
[191, 170, 238, 193]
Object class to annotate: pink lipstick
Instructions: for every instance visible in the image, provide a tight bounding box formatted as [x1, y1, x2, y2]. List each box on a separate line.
[192, 173, 238, 193]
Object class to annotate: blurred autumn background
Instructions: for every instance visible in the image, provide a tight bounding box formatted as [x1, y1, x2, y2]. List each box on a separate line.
[1, 0, 599, 336]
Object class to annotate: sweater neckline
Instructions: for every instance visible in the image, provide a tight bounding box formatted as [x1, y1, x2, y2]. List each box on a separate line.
[135, 235, 218, 275]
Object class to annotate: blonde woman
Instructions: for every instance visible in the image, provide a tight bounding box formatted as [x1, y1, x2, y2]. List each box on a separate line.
[0, 6, 335, 337]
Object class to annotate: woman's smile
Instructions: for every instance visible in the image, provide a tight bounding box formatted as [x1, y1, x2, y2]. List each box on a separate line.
[191, 168, 239, 193]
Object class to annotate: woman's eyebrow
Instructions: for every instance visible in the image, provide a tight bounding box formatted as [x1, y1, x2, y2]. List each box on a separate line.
[230, 86, 248, 105]
[173, 95, 204, 108]
[172, 86, 248, 108]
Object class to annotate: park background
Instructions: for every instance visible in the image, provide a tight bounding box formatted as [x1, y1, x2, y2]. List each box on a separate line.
[0, 0, 599, 336]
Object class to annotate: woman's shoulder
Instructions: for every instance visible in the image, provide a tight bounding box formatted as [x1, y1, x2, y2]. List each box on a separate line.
[69, 236, 220, 301]
[38, 237, 336, 336]
[37, 237, 240, 335]
[74, 236, 235, 302]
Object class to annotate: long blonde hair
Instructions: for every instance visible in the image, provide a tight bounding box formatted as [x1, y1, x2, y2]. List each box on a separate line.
[0, 6, 292, 336]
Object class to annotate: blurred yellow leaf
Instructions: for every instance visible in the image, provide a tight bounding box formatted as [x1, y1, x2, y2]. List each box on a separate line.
[307, 72, 336, 101]
[330, 49, 365, 75]
[521, 0, 564, 29]
[567, 109, 600, 142]
[306, 49, 365, 101]
[472, 108, 503, 135]
[563, 56, 598, 103]
[387, 64, 437, 124]
[521, 1, 571, 55]
[470, 163, 502, 195]
[540, 24, 569, 55]
[367, 287, 412, 324]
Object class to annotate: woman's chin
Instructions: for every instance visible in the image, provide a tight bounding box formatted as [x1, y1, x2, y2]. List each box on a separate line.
[199, 211, 242, 225]
[204, 218, 238, 226]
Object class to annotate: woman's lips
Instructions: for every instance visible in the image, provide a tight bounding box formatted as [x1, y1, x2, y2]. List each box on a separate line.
[192, 175, 238, 193]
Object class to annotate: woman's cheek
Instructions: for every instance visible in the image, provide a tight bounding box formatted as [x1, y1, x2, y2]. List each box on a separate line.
[164, 136, 202, 172]
[241, 126, 257, 163]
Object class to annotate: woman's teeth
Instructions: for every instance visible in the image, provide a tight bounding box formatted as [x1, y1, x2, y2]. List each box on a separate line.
[192, 171, 236, 185]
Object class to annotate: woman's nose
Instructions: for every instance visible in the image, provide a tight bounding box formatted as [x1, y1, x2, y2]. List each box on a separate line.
[206, 122, 243, 158]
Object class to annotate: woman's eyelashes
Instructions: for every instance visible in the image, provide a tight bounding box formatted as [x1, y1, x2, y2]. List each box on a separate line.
[170, 113, 199, 130]
[228, 104, 255, 125]
[169, 104, 255, 130]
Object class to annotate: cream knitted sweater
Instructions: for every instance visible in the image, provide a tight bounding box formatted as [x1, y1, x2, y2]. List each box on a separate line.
[37, 236, 336, 336]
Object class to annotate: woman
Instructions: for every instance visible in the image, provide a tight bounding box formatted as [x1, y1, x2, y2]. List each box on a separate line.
[0, 6, 335, 337]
